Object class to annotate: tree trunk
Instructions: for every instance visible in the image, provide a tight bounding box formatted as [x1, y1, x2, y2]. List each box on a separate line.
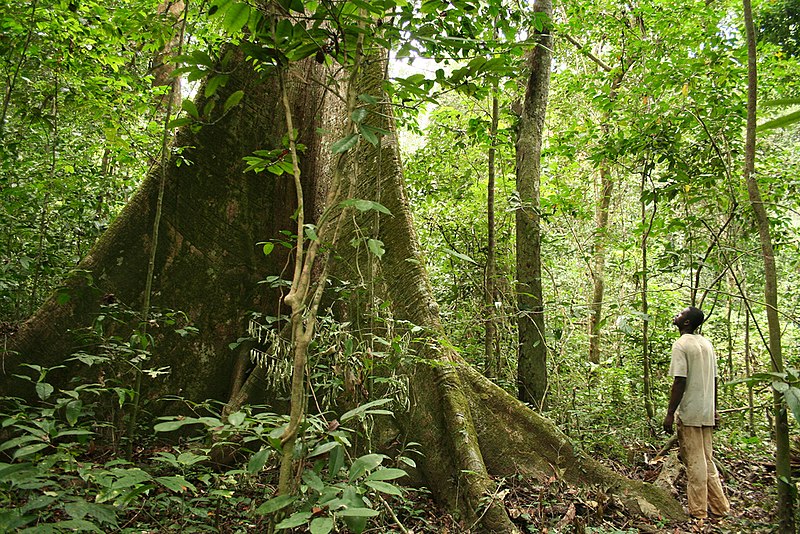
[742, 0, 796, 530]
[3, 46, 686, 532]
[515, 0, 552, 409]
[587, 161, 613, 365]
[587, 71, 623, 365]
[640, 165, 655, 420]
[2, 49, 327, 405]
[485, 94, 499, 377]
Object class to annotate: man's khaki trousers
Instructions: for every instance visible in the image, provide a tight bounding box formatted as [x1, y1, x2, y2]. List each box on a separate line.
[678, 419, 731, 518]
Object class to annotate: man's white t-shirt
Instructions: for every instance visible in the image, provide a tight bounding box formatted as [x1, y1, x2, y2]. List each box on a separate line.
[668, 333, 717, 427]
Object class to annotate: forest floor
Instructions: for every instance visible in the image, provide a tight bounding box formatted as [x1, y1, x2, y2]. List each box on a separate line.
[387, 437, 781, 534]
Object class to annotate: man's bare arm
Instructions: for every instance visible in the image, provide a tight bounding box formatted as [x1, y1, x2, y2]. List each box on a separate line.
[663, 376, 687, 434]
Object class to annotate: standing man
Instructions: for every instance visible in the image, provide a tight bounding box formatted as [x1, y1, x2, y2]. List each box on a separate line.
[663, 306, 730, 520]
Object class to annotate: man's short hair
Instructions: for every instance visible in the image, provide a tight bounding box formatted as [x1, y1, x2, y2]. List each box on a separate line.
[686, 307, 705, 330]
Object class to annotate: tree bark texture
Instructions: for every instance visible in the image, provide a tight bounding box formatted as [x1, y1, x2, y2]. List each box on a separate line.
[742, 0, 796, 530]
[587, 161, 612, 365]
[334, 53, 684, 531]
[2, 49, 328, 404]
[3, 47, 686, 532]
[515, 1, 552, 409]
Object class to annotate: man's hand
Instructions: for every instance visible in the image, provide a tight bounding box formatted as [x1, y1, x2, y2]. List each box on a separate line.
[663, 413, 675, 435]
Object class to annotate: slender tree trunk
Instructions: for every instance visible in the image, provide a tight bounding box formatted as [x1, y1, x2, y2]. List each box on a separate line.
[640, 165, 655, 420]
[587, 73, 623, 365]
[515, 0, 552, 409]
[152, 0, 185, 109]
[485, 94, 499, 377]
[744, 308, 755, 436]
[587, 161, 613, 364]
[742, 1, 795, 530]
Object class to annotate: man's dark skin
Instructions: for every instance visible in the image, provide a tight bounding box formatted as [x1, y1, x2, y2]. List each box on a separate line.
[662, 307, 720, 435]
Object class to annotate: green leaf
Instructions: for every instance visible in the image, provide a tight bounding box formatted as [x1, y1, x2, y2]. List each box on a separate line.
[351, 108, 368, 124]
[0, 435, 43, 453]
[263, 242, 275, 255]
[773, 380, 789, 393]
[757, 109, 800, 131]
[348, 453, 385, 481]
[13, 442, 49, 459]
[340, 199, 392, 215]
[365, 467, 406, 481]
[223, 2, 250, 33]
[278, 0, 304, 12]
[309, 441, 339, 458]
[359, 124, 379, 145]
[153, 418, 200, 432]
[176, 451, 207, 466]
[223, 90, 245, 112]
[247, 448, 271, 474]
[442, 247, 477, 264]
[181, 99, 199, 119]
[358, 93, 379, 104]
[255, 494, 297, 515]
[276, 511, 312, 529]
[784, 387, 800, 424]
[205, 74, 229, 98]
[156, 475, 196, 493]
[54, 429, 94, 439]
[340, 398, 393, 422]
[331, 134, 358, 153]
[304, 224, 319, 241]
[337, 507, 379, 517]
[35, 382, 53, 401]
[228, 411, 246, 426]
[302, 469, 325, 492]
[63, 500, 117, 526]
[65, 399, 82, 426]
[762, 98, 800, 107]
[365, 480, 403, 496]
[328, 443, 345, 477]
[168, 117, 193, 129]
[367, 239, 385, 258]
[0, 462, 34, 481]
[309, 517, 334, 534]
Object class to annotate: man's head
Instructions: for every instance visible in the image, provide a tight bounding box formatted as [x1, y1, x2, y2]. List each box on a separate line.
[673, 306, 704, 333]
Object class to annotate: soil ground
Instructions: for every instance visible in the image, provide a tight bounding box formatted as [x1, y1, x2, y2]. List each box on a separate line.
[388, 439, 782, 534]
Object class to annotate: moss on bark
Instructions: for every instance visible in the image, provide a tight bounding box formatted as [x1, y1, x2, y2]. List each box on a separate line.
[2, 51, 327, 405]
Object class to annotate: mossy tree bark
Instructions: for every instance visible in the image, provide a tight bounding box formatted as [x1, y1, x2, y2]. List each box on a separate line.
[332, 53, 685, 532]
[3, 47, 685, 532]
[2, 49, 328, 405]
[515, 0, 552, 409]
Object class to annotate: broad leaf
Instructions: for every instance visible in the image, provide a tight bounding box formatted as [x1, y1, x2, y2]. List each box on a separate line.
[348, 453, 385, 481]
[247, 448, 271, 474]
[784, 387, 800, 424]
[276, 511, 312, 529]
[223, 2, 250, 33]
[309, 517, 334, 534]
[365, 467, 406, 481]
[365, 480, 403, 496]
[331, 134, 358, 153]
[224, 90, 245, 113]
[254, 494, 296, 515]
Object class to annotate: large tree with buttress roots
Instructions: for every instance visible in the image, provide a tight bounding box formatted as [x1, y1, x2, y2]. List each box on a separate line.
[2, 36, 685, 533]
